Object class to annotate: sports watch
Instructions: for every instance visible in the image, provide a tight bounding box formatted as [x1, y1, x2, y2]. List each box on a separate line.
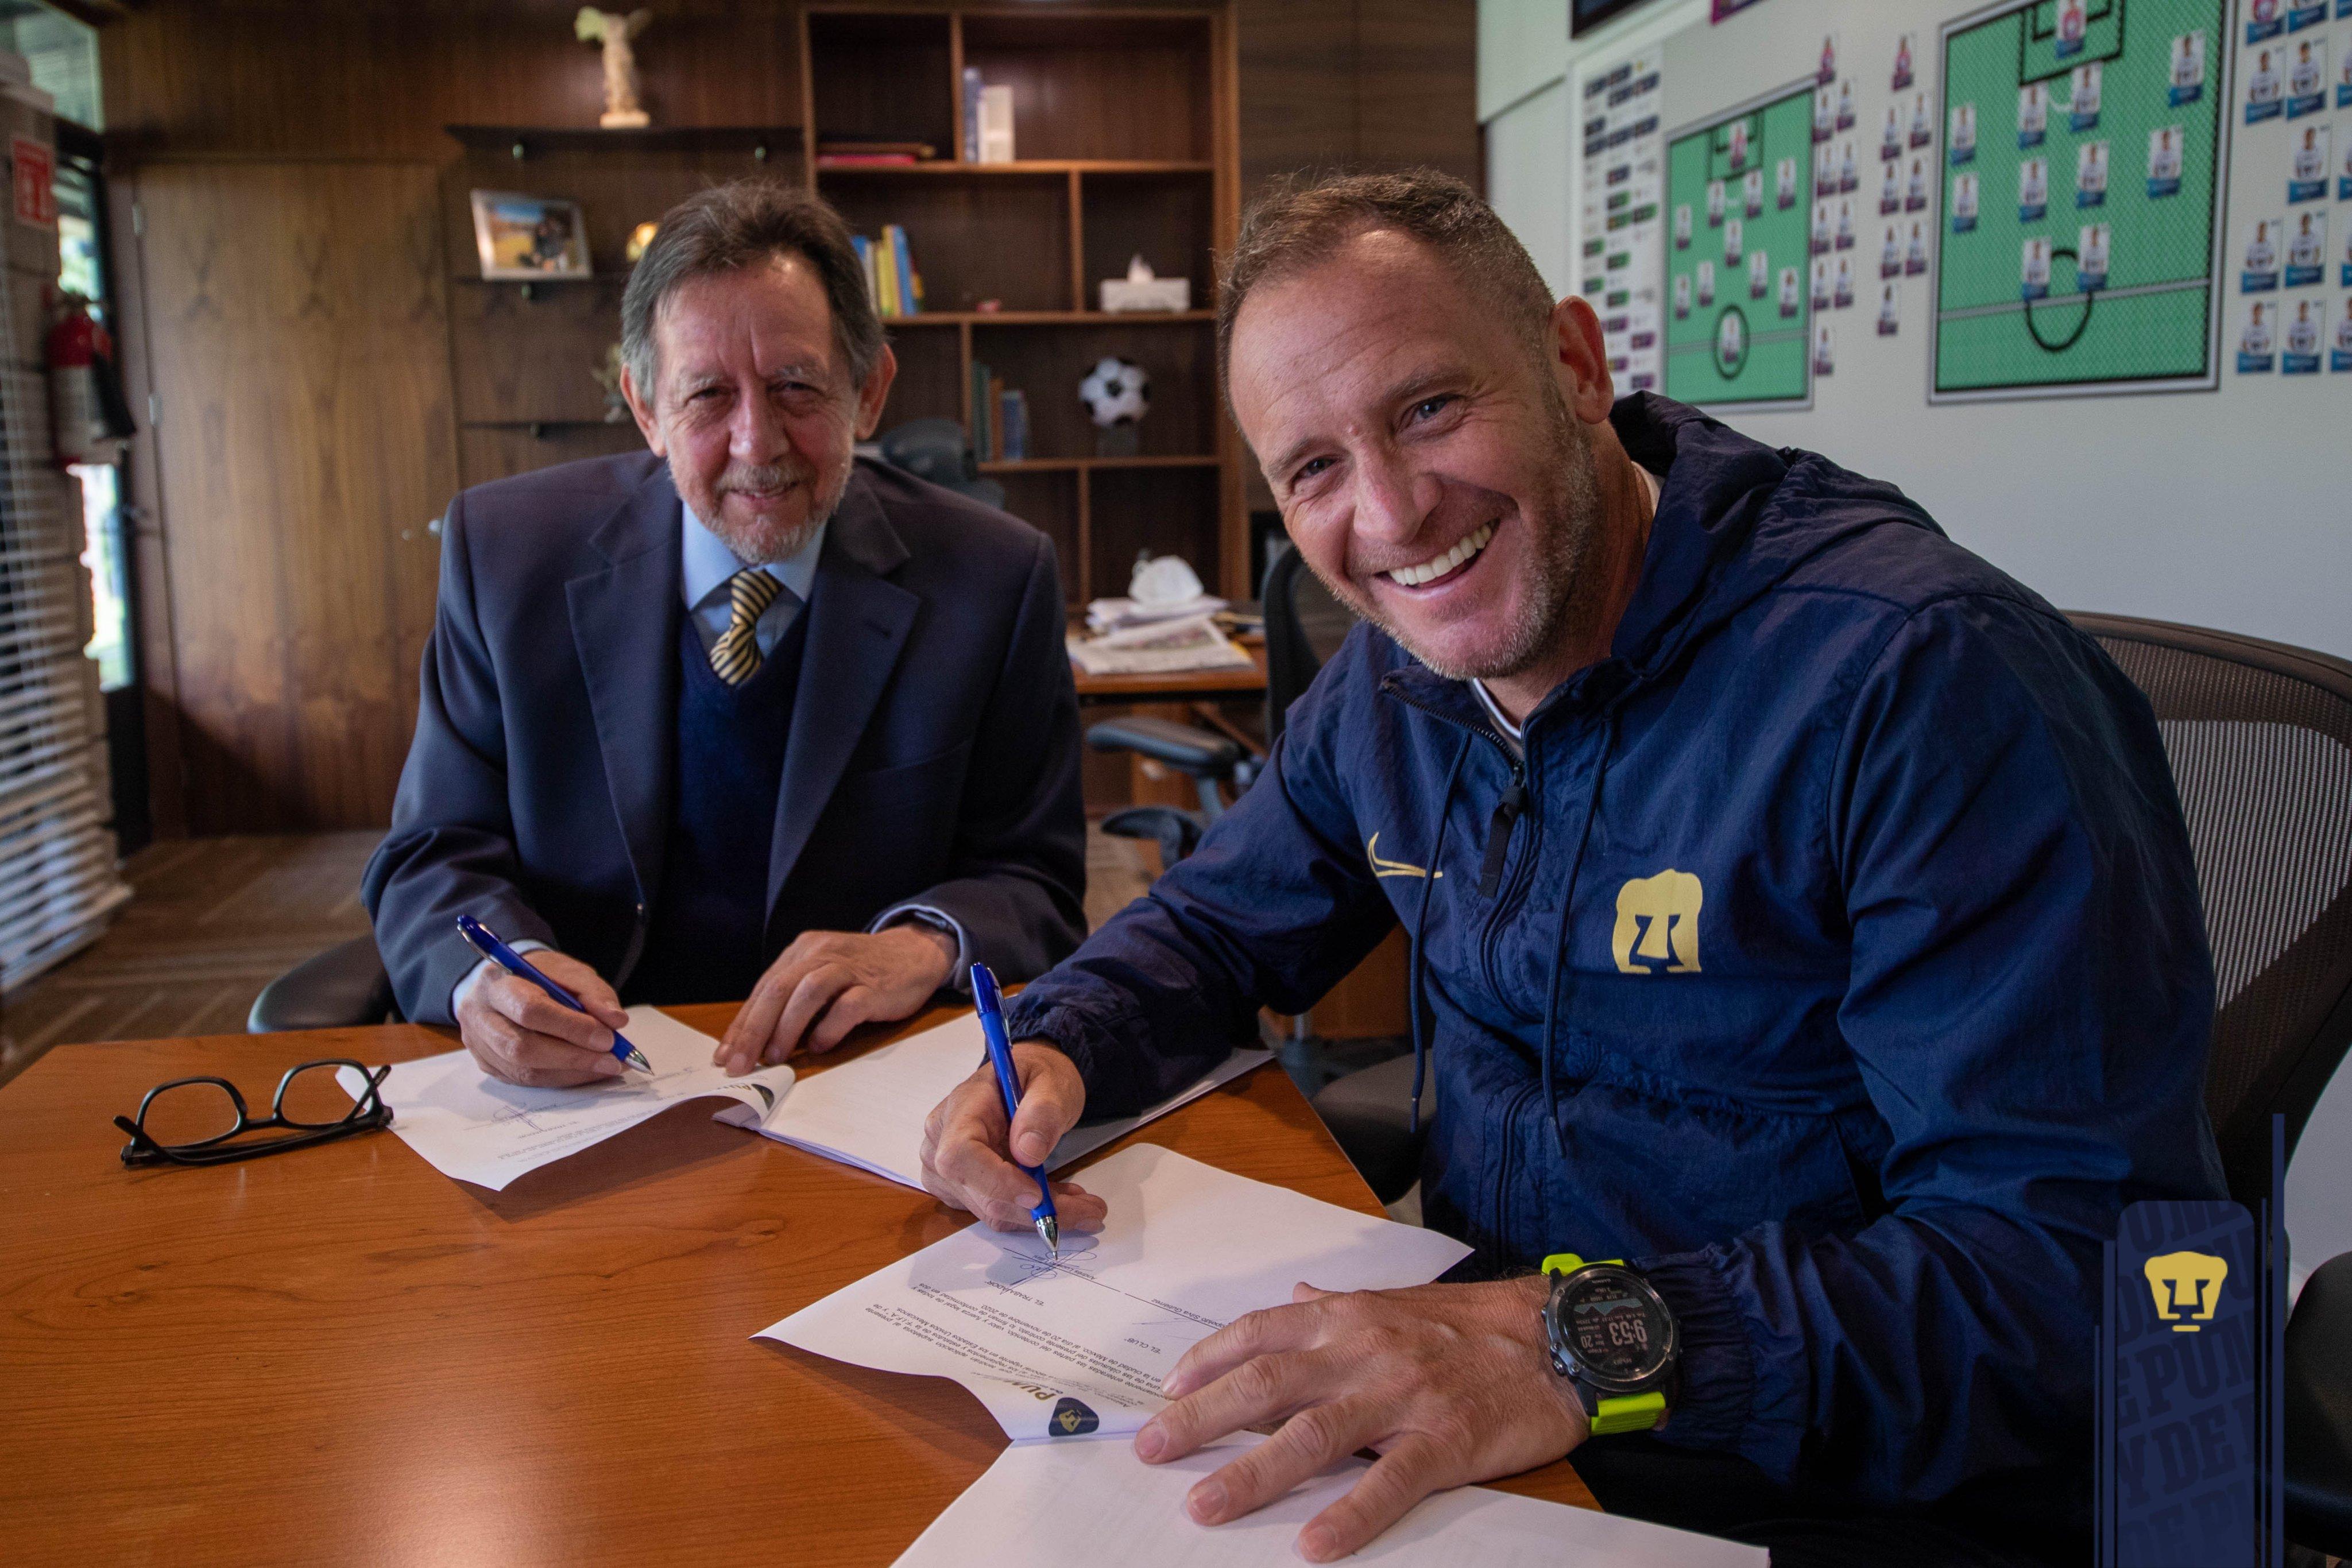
[1537, 1254, 1679, 1435]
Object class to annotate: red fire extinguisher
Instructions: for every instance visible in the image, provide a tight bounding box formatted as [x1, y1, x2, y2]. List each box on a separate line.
[48, 291, 134, 469]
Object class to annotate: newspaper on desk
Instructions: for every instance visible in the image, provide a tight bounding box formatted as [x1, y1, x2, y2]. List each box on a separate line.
[759, 1143, 1471, 1442]
[1067, 612, 1255, 676]
[340, 1006, 791, 1191]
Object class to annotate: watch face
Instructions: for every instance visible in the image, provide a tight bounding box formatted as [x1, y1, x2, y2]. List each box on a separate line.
[1559, 1270, 1672, 1384]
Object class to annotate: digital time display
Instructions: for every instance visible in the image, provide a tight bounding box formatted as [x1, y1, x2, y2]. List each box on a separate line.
[1564, 1278, 1665, 1379]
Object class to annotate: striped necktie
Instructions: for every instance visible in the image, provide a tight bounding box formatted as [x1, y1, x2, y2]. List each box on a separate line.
[710, 567, 786, 686]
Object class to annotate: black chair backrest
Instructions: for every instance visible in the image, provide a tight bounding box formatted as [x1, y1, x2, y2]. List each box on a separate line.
[2070, 613, 2352, 1207]
[1260, 542, 1356, 750]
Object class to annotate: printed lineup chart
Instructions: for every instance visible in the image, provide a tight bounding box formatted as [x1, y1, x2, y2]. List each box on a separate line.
[1580, 52, 1668, 395]
[1664, 82, 1820, 406]
[1932, 0, 2229, 399]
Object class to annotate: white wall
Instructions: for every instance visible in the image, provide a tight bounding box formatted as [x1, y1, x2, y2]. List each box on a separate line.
[1481, 0, 2350, 1286]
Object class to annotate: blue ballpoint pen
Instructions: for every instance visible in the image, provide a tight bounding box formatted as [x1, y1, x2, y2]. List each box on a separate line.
[970, 962, 1059, 1257]
[455, 914, 652, 1073]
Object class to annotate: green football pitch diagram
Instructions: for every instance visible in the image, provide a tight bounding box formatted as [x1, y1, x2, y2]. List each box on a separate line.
[1664, 83, 1817, 408]
[1932, 0, 2227, 400]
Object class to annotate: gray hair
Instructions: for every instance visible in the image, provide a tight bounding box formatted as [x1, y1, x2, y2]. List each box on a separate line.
[1217, 169, 1557, 385]
[620, 180, 884, 400]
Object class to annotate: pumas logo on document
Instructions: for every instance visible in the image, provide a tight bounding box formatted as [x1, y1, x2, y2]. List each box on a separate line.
[1612, 870, 1703, 974]
[2144, 1249, 2229, 1331]
[1365, 833, 1439, 880]
[1048, 1397, 1100, 1436]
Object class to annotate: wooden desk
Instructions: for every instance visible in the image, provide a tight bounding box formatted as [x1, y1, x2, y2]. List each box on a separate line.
[0, 1005, 1595, 1563]
[1070, 643, 1268, 704]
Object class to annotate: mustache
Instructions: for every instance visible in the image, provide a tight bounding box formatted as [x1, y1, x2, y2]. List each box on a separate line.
[718, 462, 812, 495]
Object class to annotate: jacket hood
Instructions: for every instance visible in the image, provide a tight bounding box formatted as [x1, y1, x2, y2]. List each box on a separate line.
[1606, 393, 1944, 684]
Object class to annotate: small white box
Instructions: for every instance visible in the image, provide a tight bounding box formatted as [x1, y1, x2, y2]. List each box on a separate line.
[976, 84, 1016, 164]
[1100, 276, 1192, 313]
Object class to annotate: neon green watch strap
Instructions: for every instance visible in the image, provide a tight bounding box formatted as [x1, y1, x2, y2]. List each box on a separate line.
[1542, 1252, 1624, 1274]
[1590, 1389, 1667, 1434]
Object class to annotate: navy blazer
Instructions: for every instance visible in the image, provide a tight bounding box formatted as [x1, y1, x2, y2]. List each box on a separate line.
[362, 452, 1088, 1024]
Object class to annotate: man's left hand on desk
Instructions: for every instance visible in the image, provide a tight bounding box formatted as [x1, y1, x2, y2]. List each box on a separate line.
[717, 923, 960, 1072]
[1134, 1276, 1591, 1563]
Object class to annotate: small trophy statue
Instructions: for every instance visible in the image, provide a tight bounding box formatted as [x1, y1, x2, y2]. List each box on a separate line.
[576, 8, 653, 129]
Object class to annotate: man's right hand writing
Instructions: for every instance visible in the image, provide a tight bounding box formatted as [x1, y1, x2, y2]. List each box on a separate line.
[455, 950, 632, 1087]
[918, 1040, 1109, 1236]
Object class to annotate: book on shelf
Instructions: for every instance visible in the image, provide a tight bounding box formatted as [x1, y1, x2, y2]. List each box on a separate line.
[816, 138, 936, 162]
[977, 84, 1016, 164]
[852, 225, 922, 318]
[818, 153, 920, 167]
[969, 359, 993, 464]
[998, 389, 1028, 462]
[850, 234, 877, 312]
[961, 68, 983, 163]
[887, 225, 921, 316]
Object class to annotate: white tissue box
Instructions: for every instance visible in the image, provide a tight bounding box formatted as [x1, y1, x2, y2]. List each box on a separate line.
[1100, 276, 1192, 313]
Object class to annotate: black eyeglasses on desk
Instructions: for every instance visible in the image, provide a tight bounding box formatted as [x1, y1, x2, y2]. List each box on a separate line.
[115, 1060, 394, 1168]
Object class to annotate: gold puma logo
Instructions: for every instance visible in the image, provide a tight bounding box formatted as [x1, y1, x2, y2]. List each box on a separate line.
[2144, 1250, 2229, 1332]
[1613, 870, 1703, 974]
[1367, 833, 1441, 880]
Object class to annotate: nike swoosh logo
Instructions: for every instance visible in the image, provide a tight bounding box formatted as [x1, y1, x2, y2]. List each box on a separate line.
[1367, 832, 1441, 880]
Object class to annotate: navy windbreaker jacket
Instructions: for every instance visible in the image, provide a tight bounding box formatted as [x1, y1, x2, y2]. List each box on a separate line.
[1005, 394, 2225, 1527]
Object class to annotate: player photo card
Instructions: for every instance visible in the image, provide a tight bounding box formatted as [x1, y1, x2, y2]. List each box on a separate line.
[1838, 138, 1860, 193]
[1881, 104, 1905, 164]
[2068, 63, 2102, 131]
[2341, 129, 2352, 199]
[2148, 126, 2185, 198]
[2077, 141, 2109, 208]
[2020, 157, 2049, 221]
[1876, 282, 1900, 338]
[1817, 31, 1839, 86]
[2246, 0, 2284, 42]
[2332, 299, 2352, 371]
[2284, 209, 2327, 286]
[1673, 272, 1692, 320]
[1952, 172, 1980, 232]
[2282, 299, 2320, 373]
[2171, 32, 2207, 104]
[2287, 0, 2327, 29]
[1777, 156, 1800, 210]
[1748, 247, 1771, 299]
[2242, 216, 2283, 291]
[1893, 33, 1917, 92]
[1880, 159, 1902, 215]
[1813, 86, 1835, 144]
[1812, 320, 1835, 375]
[1905, 156, 1930, 212]
[1716, 310, 1744, 371]
[1777, 265, 1800, 319]
[1813, 198, 1834, 254]
[1909, 91, 1935, 148]
[2286, 37, 2327, 117]
[1835, 198, 1856, 250]
[1833, 252, 1855, 308]
[2077, 222, 2111, 290]
[1674, 203, 1693, 249]
[1728, 118, 1753, 172]
[1836, 79, 1856, 131]
[1724, 216, 1743, 265]
[1708, 179, 1726, 227]
[2291, 124, 2331, 202]
[2056, 0, 2088, 58]
[2018, 81, 2049, 148]
[1697, 259, 1716, 306]
[1880, 224, 1902, 280]
[1906, 219, 1929, 276]
[1744, 168, 1765, 218]
[2338, 41, 2352, 107]
[1815, 141, 1839, 196]
[1811, 254, 1832, 309]
[2241, 303, 2277, 373]
[1949, 102, 1977, 165]
[2246, 48, 2284, 122]
[2021, 235, 2052, 300]
[2343, 217, 2352, 284]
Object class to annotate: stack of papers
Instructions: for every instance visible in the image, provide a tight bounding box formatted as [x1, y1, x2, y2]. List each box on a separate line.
[342, 1008, 791, 1191]
[892, 1432, 1766, 1566]
[1085, 591, 1231, 635]
[759, 1143, 1470, 1440]
[1066, 614, 1255, 676]
[714, 1010, 1268, 1188]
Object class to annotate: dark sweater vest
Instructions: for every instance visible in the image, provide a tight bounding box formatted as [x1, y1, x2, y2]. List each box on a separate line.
[626, 606, 809, 1004]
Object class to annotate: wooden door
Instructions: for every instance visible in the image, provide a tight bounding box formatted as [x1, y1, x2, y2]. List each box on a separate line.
[131, 161, 455, 832]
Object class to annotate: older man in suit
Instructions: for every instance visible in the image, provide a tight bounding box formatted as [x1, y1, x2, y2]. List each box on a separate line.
[363, 181, 1085, 1087]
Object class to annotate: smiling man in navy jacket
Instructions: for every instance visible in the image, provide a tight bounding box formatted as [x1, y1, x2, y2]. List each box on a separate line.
[364, 183, 1085, 1086]
[917, 172, 2223, 1565]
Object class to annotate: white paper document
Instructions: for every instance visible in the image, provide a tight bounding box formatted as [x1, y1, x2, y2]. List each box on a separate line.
[761, 1144, 1471, 1441]
[893, 1433, 1765, 1567]
[343, 1006, 793, 1190]
[714, 1010, 1270, 1189]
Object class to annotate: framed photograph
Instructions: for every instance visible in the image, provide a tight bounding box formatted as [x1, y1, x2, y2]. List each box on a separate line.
[469, 190, 591, 281]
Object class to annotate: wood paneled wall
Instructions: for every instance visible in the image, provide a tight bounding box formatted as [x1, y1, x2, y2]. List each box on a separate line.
[100, 0, 1473, 835]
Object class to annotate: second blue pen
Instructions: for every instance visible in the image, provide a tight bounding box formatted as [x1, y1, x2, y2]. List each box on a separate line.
[969, 962, 1059, 1257]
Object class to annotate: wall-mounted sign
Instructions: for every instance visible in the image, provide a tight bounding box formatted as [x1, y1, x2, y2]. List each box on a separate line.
[11, 136, 53, 229]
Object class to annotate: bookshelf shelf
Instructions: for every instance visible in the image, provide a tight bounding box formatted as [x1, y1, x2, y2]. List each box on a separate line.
[882, 309, 1213, 327]
[817, 159, 1214, 177]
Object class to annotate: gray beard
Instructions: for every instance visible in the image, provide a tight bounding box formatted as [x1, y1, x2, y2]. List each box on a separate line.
[688, 458, 852, 566]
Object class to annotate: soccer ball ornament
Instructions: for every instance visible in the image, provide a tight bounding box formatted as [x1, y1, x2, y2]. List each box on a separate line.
[1078, 356, 1150, 427]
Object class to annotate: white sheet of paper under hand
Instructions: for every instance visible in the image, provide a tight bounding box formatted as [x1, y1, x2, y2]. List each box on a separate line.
[892, 1433, 1766, 1567]
[338, 1006, 793, 1191]
[759, 1143, 1472, 1442]
[712, 1011, 1270, 1189]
